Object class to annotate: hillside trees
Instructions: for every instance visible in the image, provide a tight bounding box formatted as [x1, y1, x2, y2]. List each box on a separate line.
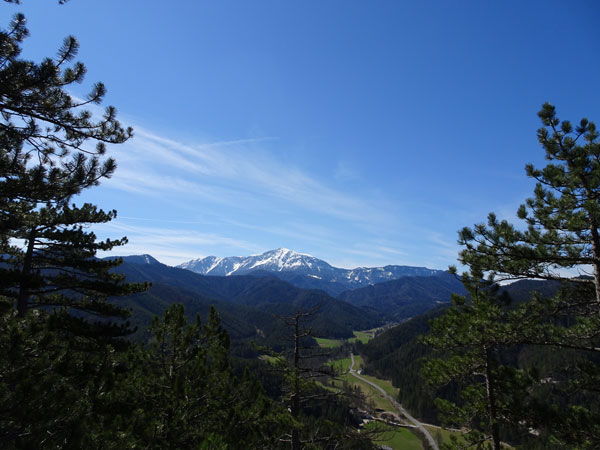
[117, 304, 280, 450]
[423, 104, 600, 449]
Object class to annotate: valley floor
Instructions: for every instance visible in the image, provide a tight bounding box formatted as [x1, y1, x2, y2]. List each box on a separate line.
[349, 353, 439, 450]
[323, 330, 467, 450]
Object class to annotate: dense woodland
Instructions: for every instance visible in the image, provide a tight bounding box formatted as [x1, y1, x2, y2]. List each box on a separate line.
[3, 2, 600, 450]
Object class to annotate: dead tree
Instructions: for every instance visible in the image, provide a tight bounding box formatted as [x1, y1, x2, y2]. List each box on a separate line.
[266, 307, 373, 450]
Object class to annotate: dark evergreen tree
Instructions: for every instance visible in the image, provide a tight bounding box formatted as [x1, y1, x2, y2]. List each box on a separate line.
[421, 281, 538, 450]
[0, 5, 146, 448]
[121, 304, 281, 449]
[0, 8, 145, 337]
[457, 103, 600, 293]
[423, 104, 600, 449]
[0, 302, 131, 449]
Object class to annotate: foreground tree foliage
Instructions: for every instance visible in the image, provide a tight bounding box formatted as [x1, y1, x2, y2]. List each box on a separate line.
[116, 304, 282, 450]
[0, 302, 288, 449]
[422, 282, 541, 449]
[0, 8, 145, 337]
[423, 104, 600, 449]
[0, 5, 147, 446]
[0, 306, 126, 447]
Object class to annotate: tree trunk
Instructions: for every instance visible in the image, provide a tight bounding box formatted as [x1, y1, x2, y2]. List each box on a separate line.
[484, 346, 501, 450]
[589, 219, 600, 306]
[16, 228, 36, 317]
[291, 313, 300, 450]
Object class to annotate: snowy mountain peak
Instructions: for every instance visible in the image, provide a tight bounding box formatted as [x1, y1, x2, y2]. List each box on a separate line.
[177, 249, 444, 292]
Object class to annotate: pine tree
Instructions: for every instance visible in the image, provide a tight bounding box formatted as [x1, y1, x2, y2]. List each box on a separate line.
[422, 281, 537, 449]
[0, 6, 147, 448]
[0, 309, 131, 449]
[422, 104, 600, 449]
[123, 304, 279, 449]
[0, 10, 145, 336]
[458, 103, 600, 293]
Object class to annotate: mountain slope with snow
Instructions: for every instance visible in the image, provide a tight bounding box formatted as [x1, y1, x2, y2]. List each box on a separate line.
[178, 248, 444, 295]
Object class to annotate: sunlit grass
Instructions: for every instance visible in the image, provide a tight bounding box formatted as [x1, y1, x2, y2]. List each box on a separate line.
[359, 373, 398, 398]
[364, 422, 424, 450]
[315, 337, 343, 348]
[349, 330, 373, 344]
[329, 356, 396, 412]
[423, 425, 464, 448]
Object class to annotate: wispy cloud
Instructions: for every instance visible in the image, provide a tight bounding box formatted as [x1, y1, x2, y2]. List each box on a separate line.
[106, 125, 394, 226]
[333, 161, 360, 182]
[96, 221, 261, 265]
[76, 102, 458, 268]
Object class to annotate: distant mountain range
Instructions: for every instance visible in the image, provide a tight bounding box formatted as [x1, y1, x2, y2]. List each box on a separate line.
[112, 255, 382, 346]
[339, 272, 466, 321]
[177, 248, 444, 296]
[108, 251, 463, 347]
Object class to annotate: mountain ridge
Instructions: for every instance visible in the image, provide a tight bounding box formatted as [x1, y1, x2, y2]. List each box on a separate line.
[110, 255, 383, 343]
[338, 272, 466, 321]
[177, 248, 444, 295]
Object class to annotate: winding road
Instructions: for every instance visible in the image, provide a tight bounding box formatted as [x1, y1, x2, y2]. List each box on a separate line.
[349, 353, 439, 450]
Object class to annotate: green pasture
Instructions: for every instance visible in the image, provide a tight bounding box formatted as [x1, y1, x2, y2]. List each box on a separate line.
[359, 373, 398, 398]
[364, 422, 424, 450]
[349, 330, 373, 344]
[315, 337, 343, 348]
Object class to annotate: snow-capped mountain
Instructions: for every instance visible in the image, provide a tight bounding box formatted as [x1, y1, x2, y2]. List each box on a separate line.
[178, 248, 444, 293]
[178, 248, 337, 277]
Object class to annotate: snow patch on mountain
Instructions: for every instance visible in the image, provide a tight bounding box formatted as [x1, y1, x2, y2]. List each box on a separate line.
[177, 248, 444, 290]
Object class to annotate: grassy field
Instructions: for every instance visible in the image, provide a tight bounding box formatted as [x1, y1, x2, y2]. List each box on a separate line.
[330, 354, 363, 373]
[345, 375, 395, 411]
[352, 354, 364, 369]
[329, 356, 399, 412]
[317, 329, 374, 347]
[360, 373, 399, 398]
[315, 337, 344, 348]
[338, 355, 401, 411]
[349, 330, 373, 344]
[365, 422, 424, 450]
[422, 425, 515, 449]
[357, 379, 396, 411]
[330, 357, 352, 373]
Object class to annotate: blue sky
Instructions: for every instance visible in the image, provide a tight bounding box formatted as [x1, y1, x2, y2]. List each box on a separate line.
[4, 1, 600, 269]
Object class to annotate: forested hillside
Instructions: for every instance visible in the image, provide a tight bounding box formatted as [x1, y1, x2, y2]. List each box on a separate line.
[356, 307, 447, 424]
[339, 272, 465, 321]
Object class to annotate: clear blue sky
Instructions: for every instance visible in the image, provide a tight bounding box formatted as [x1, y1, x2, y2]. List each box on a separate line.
[4, 1, 600, 268]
